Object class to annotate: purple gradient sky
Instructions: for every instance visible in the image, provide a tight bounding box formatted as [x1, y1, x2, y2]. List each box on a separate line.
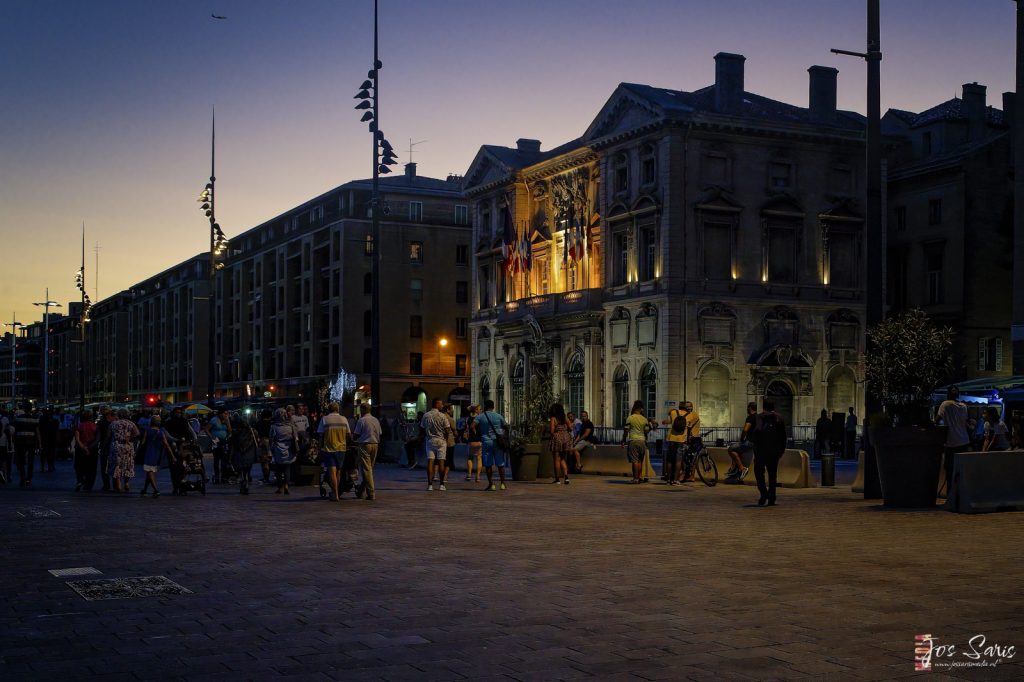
[0, 0, 1016, 328]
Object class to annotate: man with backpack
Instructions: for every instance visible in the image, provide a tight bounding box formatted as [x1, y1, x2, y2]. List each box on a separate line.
[752, 400, 788, 506]
[662, 400, 701, 485]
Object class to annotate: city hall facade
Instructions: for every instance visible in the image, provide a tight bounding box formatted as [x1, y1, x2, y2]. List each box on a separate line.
[465, 53, 868, 430]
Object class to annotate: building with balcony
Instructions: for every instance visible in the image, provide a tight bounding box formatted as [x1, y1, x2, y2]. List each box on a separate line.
[465, 53, 868, 430]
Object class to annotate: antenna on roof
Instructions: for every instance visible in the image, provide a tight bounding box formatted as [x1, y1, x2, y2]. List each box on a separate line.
[407, 138, 428, 164]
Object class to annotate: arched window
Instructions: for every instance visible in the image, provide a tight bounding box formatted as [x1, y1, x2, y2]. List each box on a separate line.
[639, 362, 657, 419]
[698, 363, 731, 427]
[479, 375, 491, 406]
[613, 365, 630, 427]
[565, 351, 585, 417]
[827, 366, 856, 416]
[510, 359, 525, 425]
[495, 375, 505, 416]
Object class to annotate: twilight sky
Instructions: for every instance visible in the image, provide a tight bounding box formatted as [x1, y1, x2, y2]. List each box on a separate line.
[0, 0, 1016, 328]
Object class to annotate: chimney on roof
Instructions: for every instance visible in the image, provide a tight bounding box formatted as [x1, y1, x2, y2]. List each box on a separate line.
[808, 65, 838, 123]
[404, 162, 417, 178]
[516, 138, 541, 153]
[962, 82, 987, 139]
[714, 52, 745, 113]
[1003, 91, 1015, 129]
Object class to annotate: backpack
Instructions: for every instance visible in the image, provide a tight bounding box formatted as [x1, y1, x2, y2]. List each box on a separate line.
[670, 410, 688, 436]
[756, 412, 787, 455]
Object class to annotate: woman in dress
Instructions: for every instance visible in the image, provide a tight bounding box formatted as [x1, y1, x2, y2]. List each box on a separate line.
[108, 409, 139, 493]
[269, 408, 297, 494]
[464, 404, 483, 482]
[549, 403, 574, 485]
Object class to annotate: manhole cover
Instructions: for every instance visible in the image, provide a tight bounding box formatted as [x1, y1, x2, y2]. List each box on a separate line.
[49, 567, 102, 578]
[17, 507, 61, 518]
[66, 576, 192, 601]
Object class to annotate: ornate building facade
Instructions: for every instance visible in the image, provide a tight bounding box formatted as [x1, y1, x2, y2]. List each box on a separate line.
[466, 53, 868, 429]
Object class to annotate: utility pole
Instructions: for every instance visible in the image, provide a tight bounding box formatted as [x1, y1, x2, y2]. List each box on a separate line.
[198, 110, 228, 410]
[832, 0, 883, 498]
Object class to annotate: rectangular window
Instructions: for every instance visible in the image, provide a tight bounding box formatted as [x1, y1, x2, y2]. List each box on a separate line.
[894, 206, 907, 232]
[455, 317, 468, 339]
[767, 224, 797, 284]
[642, 157, 656, 185]
[409, 241, 423, 263]
[409, 315, 422, 338]
[979, 337, 1004, 372]
[410, 278, 423, 304]
[925, 242, 944, 304]
[409, 201, 423, 222]
[364, 234, 374, 256]
[455, 354, 467, 377]
[829, 231, 858, 289]
[702, 221, 732, 280]
[615, 166, 628, 193]
[928, 199, 942, 225]
[613, 231, 629, 286]
[538, 258, 549, 294]
[409, 352, 422, 374]
[454, 205, 469, 225]
[455, 244, 469, 265]
[769, 162, 792, 189]
[638, 226, 657, 281]
[455, 281, 469, 304]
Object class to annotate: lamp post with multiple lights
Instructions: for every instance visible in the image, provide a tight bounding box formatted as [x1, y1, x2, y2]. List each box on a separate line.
[32, 290, 61, 408]
[353, 0, 399, 416]
[198, 110, 229, 410]
[74, 227, 93, 413]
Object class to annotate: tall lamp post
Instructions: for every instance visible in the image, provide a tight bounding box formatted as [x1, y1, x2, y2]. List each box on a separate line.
[4, 315, 23, 407]
[353, 0, 399, 417]
[74, 226, 93, 414]
[832, 0, 883, 498]
[33, 290, 61, 407]
[198, 110, 229, 410]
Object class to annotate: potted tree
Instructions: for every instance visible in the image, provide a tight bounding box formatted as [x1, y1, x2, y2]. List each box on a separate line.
[864, 309, 953, 508]
[509, 372, 556, 481]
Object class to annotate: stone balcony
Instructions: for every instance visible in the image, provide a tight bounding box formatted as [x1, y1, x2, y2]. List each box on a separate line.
[472, 288, 604, 323]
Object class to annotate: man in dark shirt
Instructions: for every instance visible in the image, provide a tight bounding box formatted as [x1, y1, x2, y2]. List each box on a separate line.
[572, 410, 599, 472]
[96, 408, 115, 491]
[815, 409, 831, 458]
[13, 405, 41, 488]
[752, 400, 788, 507]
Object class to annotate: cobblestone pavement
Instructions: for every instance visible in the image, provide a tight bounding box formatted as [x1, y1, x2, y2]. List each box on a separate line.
[1, 460, 1021, 681]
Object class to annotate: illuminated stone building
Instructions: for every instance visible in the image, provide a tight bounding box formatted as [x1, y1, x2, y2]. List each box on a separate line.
[466, 53, 869, 430]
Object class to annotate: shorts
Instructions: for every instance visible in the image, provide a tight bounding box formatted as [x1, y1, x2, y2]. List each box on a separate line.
[426, 437, 447, 461]
[322, 451, 344, 469]
[481, 440, 506, 468]
[626, 440, 647, 464]
[731, 441, 754, 455]
[143, 464, 158, 473]
[665, 440, 685, 464]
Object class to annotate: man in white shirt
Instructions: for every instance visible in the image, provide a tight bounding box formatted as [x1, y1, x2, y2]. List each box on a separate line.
[353, 403, 382, 501]
[937, 386, 970, 494]
[420, 398, 453, 491]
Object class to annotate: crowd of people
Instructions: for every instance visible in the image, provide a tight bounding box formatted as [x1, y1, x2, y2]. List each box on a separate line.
[1, 388, 1019, 508]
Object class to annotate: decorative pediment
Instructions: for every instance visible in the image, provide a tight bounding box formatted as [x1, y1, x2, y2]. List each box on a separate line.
[463, 148, 515, 195]
[695, 186, 743, 213]
[583, 88, 663, 142]
[753, 344, 813, 368]
[761, 193, 805, 217]
[818, 198, 863, 223]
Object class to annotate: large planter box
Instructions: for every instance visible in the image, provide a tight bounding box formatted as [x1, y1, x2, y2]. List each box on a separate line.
[873, 425, 944, 508]
[512, 445, 540, 481]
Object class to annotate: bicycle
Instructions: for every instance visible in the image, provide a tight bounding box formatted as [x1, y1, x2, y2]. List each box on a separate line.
[683, 428, 719, 487]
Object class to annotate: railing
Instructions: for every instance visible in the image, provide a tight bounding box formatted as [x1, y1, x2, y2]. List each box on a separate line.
[589, 423, 861, 454]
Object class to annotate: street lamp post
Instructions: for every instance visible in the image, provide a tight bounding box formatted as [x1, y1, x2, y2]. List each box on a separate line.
[832, 0, 883, 499]
[75, 226, 94, 414]
[4, 314, 23, 407]
[33, 289, 61, 407]
[353, 0, 399, 418]
[198, 110, 228, 410]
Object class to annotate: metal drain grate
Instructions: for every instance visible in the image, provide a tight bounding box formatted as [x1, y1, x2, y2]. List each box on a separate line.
[17, 507, 62, 518]
[66, 576, 193, 601]
[48, 567, 102, 578]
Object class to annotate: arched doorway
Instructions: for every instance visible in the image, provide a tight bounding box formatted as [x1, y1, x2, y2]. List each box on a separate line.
[400, 386, 427, 421]
[639, 362, 657, 419]
[765, 380, 794, 428]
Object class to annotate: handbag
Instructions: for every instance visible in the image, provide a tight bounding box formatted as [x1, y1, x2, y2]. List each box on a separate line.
[484, 412, 511, 452]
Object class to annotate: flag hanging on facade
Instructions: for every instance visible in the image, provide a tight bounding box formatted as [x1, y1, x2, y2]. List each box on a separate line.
[501, 204, 516, 268]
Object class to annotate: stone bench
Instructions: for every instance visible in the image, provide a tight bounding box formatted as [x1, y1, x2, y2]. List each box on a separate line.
[706, 447, 812, 488]
[569, 443, 656, 479]
[947, 450, 1024, 514]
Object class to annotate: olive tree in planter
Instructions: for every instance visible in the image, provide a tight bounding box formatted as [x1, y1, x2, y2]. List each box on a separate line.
[865, 309, 953, 507]
[510, 371, 556, 481]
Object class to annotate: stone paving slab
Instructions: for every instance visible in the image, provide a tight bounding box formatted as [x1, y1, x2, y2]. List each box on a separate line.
[0, 461, 1021, 681]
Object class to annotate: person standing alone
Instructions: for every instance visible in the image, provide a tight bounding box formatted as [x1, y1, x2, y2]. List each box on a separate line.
[421, 398, 452, 491]
[353, 403, 382, 500]
[752, 400, 787, 507]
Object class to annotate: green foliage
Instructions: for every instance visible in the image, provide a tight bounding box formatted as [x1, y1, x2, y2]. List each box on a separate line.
[519, 371, 557, 443]
[865, 309, 953, 423]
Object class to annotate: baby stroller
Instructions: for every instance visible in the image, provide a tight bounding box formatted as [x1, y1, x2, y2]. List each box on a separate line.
[318, 442, 358, 498]
[174, 432, 207, 496]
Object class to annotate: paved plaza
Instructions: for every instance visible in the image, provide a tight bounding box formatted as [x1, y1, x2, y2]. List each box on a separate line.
[1, 460, 1021, 682]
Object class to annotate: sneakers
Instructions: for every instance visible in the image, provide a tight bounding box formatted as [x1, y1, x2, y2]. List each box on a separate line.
[563, 478, 570, 486]
[439, 483, 447, 491]
[725, 467, 738, 477]
[499, 483, 507, 491]
[486, 483, 497, 491]
[740, 466, 750, 479]
[552, 479, 561, 484]
[427, 484, 433, 491]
